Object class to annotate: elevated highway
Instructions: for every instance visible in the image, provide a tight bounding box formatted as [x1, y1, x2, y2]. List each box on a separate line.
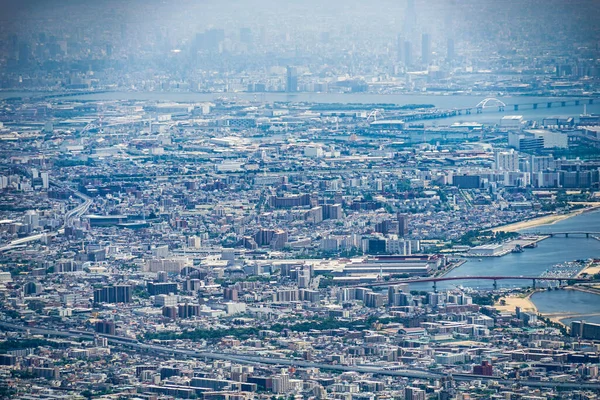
[1, 322, 600, 390]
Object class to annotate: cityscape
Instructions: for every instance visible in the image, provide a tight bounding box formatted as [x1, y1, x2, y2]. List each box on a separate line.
[1, 0, 600, 399]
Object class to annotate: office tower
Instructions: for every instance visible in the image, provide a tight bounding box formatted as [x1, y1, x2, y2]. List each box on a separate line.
[403, 0, 416, 39]
[421, 33, 431, 65]
[240, 27, 252, 44]
[403, 41, 412, 66]
[397, 33, 404, 62]
[286, 66, 298, 92]
[447, 38, 455, 61]
[397, 213, 409, 237]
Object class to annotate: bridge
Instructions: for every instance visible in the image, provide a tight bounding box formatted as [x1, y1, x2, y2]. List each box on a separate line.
[534, 231, 600, 238]
[349, 276, 593, 291]
[390, 97, 597, 123]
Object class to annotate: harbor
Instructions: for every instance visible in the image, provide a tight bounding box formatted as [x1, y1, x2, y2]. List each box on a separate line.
[464, 234, 549, 258]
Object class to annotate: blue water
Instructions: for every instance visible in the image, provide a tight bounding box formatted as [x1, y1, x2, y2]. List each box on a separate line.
[532, 290, 600, 326]
[532, 290, 600, 314]
[1, 91, 598, 125]
[409, 209, 600, 291]
[406, 209, 600, 315]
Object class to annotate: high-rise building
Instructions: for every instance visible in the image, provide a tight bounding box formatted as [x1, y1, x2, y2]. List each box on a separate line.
[95, 320, 116, 335]
[322, 204, 342, 220]
[93, 285, 132, 304]
[147, 282, 178, 296]
[403, 0, 417, 39]
[224, 288, 238, 301]
[286, 66, 298, 92]
[40, 172, 50, 189]
[396, 33, 404, 62]
[397, 213, 409, 237]
[421, 33, 431, 65]
[494, 149, 519, 172]
[403, 41, 412, 66]
[297, 266, 311, 289]
[447, 38, 455, 61]
[473, 361, 493, 376]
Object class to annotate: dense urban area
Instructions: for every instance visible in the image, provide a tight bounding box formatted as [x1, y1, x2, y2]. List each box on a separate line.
[1, 0, 600, 399]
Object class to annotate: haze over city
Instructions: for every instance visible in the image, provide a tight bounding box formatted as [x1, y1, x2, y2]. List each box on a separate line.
[0, 1, 600, 399]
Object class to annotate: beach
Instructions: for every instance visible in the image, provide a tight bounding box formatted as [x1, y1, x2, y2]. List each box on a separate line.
[491, 205, 600, 233]
[494, 291, 538, 313]
[576, 260, 600, 278]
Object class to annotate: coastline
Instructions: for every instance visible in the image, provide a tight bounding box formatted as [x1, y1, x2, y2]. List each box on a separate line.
[494, 290, 538, 314]
[491, 205, 600, 233]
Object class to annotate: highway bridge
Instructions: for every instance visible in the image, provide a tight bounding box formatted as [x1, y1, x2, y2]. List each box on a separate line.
[349, 276, 594, 291]
[534, 231, 600, 238]
[387, 97, 597, 123]
[0, 179, 92, 253]
[1, 322, 600, 390]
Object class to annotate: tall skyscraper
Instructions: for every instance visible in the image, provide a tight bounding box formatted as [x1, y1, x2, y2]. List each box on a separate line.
[421, 33, 431, 66]
[447, 38, 455, 61]
[397, 33, 404, 62]
[403, 41, 412, 67]
[403, 0, 417, 40]
[286, 66, 298, 92]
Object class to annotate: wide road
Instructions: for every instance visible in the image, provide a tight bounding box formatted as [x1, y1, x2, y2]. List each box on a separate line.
[1, 322, 599, 390]
[0, 181, 92, 252]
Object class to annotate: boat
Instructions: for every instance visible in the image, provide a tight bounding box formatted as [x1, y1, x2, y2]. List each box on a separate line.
[512, 245, 524, 253]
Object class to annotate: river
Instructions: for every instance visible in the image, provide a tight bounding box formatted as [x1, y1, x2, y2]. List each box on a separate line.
[1, 91, 598, 125]
[407, 209, 600, 316]
[530, 289, 600, 325]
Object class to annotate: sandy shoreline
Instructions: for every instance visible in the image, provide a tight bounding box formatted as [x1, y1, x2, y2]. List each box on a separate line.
[491, 205, 600, 233]
[494, 291, 538, 313]
[577, 260, 600, 278]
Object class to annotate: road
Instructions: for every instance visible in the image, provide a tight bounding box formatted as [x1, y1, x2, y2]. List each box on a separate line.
[0, 181, 92, 252]
[1, 322, 600, 390]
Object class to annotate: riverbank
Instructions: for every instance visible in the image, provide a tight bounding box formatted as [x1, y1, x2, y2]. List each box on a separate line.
[494, 290, 538, 313]
[491, 205, 600, 233]
[435, 259, 467, 277]
[576, 259, 600, 278]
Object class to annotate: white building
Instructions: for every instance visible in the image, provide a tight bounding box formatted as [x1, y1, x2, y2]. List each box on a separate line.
[154, 294, 177, 307]
[500, 115, 524, 129]
[304, 145, 323, 157]
[494, 149, 519, 172]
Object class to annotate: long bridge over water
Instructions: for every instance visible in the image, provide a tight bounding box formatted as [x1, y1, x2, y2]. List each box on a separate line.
[535, 231, 600, 238]
[390, 97, 597, 122]
[349, 275, 596, 291]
